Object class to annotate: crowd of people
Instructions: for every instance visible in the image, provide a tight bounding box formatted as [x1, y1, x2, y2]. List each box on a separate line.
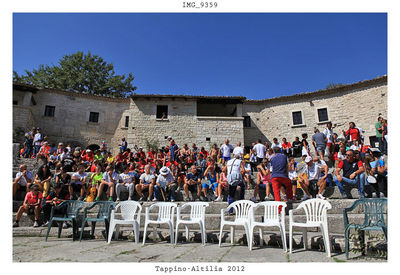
[13, 117, 388, 228]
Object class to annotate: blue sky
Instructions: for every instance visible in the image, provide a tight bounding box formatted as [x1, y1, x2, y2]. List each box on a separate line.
[13, 13, 387, 99]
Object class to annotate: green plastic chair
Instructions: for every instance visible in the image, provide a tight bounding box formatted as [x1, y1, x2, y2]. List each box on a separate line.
[343, 198, 387, 259]
[79, 201, 116, 242]
[45, 200, 85, 241]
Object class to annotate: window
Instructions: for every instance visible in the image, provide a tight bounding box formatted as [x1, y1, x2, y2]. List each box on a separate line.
[206, 137, 211, 141]
[292, 111, 303, 125]
[44, 105, 55, 117]
[156, 105, 168, 119]
[317, 108, 329, 122]
[89, 112, 99, 123]
[243, 116, 251, 127]
[124, 116, 129, 127]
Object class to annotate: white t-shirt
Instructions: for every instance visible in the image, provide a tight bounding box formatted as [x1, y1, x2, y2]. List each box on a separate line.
[226, 158, 242, 175]
[140, 173, 155, 184]
[102, 171, 119, 183]
[302, 160, 326, 181]
[244, 163, 251, 174]
[337, 151, 346, 161]
[271, 142, 282, 149]
[119, 172, 135, 184]
[323, 128, 334, 143]
[232, 146, 244, 157]
[156, 173, 175, 188]
[220, 144, 234, 158]
[72, 172, 88, 185]
[15, 171, 33, 187]
[253, 143, 266, 158]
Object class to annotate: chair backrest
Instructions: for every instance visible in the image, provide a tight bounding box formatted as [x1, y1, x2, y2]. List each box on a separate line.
[116, 201, 142, 221]
[257, 201, 287, 222]
[95, 201, 116, 218]
[181, 202, 209, 220]
[359, 198, 387, 227]
[228, 200, 255, 220]
[296, 198, 331, 223]
[153, 202, 177, 221]
[65, 201, 85, 218]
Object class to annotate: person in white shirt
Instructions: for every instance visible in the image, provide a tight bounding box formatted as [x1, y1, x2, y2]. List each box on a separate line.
[116, 166, 136, 202]
[70, 165, 87, 200]
[13, 164, 33, 198]
[219, 139, 234, 165]
[232, 141, 244, 159]
[298, 156, 328, 200]
[96, 165, 119, 201]
[154, 166, 176, 201]
[323, 122, 334, 159]
[225, 154, 245, 209]
[271, 138, 282, 150]
[252, 139, 266, 165]
[135, 164, 156, 201]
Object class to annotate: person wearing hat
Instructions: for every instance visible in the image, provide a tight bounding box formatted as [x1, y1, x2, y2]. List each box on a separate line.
[298, 156, 328, 200]
[116, 165, 136, 202]
[154, 166, 176, 201]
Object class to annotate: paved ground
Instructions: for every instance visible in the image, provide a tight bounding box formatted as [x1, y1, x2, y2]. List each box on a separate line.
[13, 236, 386, 263]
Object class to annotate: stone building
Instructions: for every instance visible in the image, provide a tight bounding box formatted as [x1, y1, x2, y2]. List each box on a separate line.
[13, 75, 387, 153]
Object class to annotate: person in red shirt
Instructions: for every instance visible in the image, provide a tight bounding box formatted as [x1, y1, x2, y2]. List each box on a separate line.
[81, 149, 94, 163]
[199, 147, 209, 159]
[344, 122, 361, 145]
[281, 138, 292, 157]
[147, 148, 156, 162]
[36, 141, 51, 161]
[13, 185, 43, 227]
[136, 147, 146, 160]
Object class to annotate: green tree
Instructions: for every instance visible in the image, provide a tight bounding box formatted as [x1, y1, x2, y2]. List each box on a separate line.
[13, 51, 137, 97]
[325, 82, 344, 89]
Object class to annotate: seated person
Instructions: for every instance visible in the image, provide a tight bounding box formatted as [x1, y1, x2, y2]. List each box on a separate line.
[184, 165, 202, 201]
[364, 150, 387, 198]
[34, 164, 53, 197]
[135, 164, 155, 201]
[70, 164, 87, 200]
[288, 157, 298, 200]
[334, 149, 366, 198]
[154, 166, 176, 202]
[298, 156, 328, 200]
[202, 162, 220, 201]
[97, 165, 119, 201]
[13, 184, 42, 228]
[55, 166, 71, 189]
[215, 165, 228, 202]
[251, 159, 273, 202]
[116, 165, 136, 202]
[13, 164, 33, 199]
[42, 182, 70, 226]
[244, 158, 252, 190]
[87, 165, 103, 202]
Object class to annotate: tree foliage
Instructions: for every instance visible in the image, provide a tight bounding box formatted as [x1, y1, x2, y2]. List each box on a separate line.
[325, 82, 344, 90]
[13, 51, 137, 97]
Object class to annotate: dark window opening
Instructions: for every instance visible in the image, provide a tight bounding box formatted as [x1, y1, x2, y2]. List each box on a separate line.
[124, 116, 129, 127]
[197, 103, 237, 117]
[13, 100, 18, 105]
[317, 108, 329, 122]
[156, 105, 168, 119]
[243, 116, 251, 127]
[44, 105, 55, 117]
[89, 112, 99, 123]
[292, 111, 303, 125]
[206, 137, 211, 141]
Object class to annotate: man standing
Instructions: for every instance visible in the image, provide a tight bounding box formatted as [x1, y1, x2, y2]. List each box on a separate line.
[323, 122, 334, 160]
[169, 139, 179, 162]
[375, 117, 387, 155]
[270, 147, 293, 202]
[312, 128, 327, 161]
[226, 154, 246, 207]
[252, 139, 266, 165]
[334, 149, 366, 198]
[220, 139, 234, 165]
[232, 141, 244, 159]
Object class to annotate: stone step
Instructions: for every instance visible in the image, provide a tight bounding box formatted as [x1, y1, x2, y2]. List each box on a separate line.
[13, 211, 384, 234]
[13, 226, 386, 254]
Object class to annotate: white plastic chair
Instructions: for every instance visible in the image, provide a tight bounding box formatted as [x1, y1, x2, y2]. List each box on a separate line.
[107, 201, 142, 244]
[249, 201, 287, 251]
[142, 202, 177, 245]
[289, 198, 332, 257]
[219, 200, 255, 247]
[175, 202, 209, 246]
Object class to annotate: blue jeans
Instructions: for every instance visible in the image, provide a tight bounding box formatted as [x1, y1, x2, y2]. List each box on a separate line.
[154, 185, 175, 201]
[33, 145, 41, 157]
[22, 143, 32, 158]
[334, 174, 366, 196]
[378, 138, 387, 155]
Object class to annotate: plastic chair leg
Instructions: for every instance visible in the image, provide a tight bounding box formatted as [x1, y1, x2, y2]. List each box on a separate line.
[91, 221, 97, 238]
[322, 224, 331, 257]
[345, 228, 350, 260]
[79, 219, 86, 242]
[142, 224, 148, 245]
[105, 220, 110, 242]
[175, 222, 180, 245]
[302, 228, 308, 250]
[169, 222, 174, 244]
[45, 219, 53, 241]
[289, 224, 293, 254]
[279, 224, 287, 252]
[259, 228, 263, 246]
[72, 219, 77, 241]
[249, 226, 254, 251]
[134, 223, 140, 244]
[230, 226, 235, 244]
[58, 221, 63, 238]
[219, 224, 224, 247]
[107, 221, 115, 244]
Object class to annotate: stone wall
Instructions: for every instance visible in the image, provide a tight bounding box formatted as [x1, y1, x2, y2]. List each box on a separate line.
[244, 82, 387, 146]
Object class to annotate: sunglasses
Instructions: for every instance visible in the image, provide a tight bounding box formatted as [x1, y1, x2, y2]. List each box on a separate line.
[345, 154, 354, 157]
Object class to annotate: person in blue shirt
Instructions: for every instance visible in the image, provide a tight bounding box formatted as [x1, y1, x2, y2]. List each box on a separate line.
[270, 147, 293, 202]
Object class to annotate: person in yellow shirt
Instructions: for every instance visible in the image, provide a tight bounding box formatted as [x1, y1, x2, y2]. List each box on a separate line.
[106, 151, 114, 165]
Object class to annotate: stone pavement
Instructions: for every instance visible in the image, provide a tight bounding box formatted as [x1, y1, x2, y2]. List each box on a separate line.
[13, 235, 386, 263]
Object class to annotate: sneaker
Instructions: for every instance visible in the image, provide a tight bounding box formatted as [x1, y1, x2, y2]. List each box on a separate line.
[316, 194, 326, 200]
[147, 197, 151, 202]
[13, 221, 19, 228]
[128, 197, 132, 201]
[250, 197, 257, 203]
[152, 198, 158, 202]
[379, 192, 385, 198]
[78, 196, 83, 201]
[42, 221, 49, 227]
[184, 196, 190, 202]
[95, 197, 99, 201]
[138, 196, 144, 202]
[340, 193, 348, 199]
[63, 222, 68, 229]
[195, 198, 200, 202]
[116, 198, 120, 203]
[108, 197, 113, 201]
[372, 192, 377, 198]
[33, 221, 39, 227]
[215, 196, 222, 202]
[302, 195, 311, 201]
[170, 198, 175, 202]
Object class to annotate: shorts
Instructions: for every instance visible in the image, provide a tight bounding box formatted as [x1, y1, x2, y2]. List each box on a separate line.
[202, 181, 218, 192]
[316, 146, 326, 153]
[69, 183, 83, 193]
[256, 157, 264, 165]
[187, 184, 197, 192]
[222, 156, 231, 162]
[291, 180, 297, 186]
